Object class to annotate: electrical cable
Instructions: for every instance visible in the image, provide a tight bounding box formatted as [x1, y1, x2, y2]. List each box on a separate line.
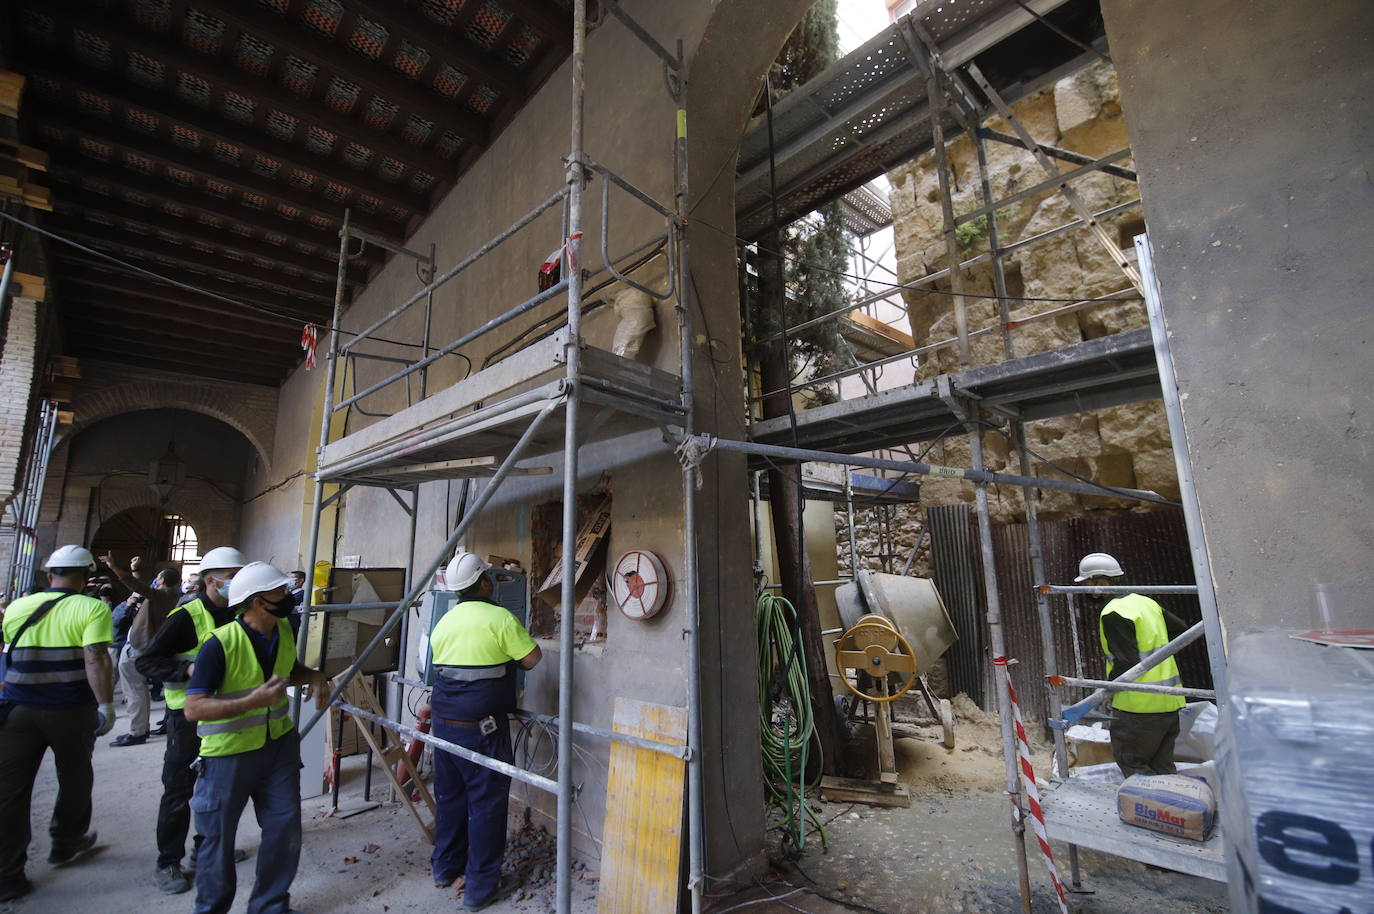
[0, 209, 435, 351]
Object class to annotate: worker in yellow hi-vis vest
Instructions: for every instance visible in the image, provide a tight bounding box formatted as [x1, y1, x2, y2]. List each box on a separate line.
[1077, 552, 1189, 777]
[0, 545, 114, 903]
[429, 551, 542, 911]
[183, 562, 327, 914]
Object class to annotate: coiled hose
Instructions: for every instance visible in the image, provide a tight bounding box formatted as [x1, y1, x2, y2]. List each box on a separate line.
[756, 592, 828, 853]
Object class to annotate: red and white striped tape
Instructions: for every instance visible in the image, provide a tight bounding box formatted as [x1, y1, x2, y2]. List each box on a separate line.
[996, 655, 1069, 914]
[301, 323, 318, 369]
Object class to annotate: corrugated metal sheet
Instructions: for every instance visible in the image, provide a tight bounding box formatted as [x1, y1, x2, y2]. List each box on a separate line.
[929, 505, 1206, 731]
[926, 504, 988, 707]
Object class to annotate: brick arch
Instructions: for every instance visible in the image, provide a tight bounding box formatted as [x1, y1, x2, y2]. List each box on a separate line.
[58, 363, 277, 470]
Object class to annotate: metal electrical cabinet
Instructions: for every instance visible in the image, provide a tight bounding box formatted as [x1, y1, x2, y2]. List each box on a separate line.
[418, 565, 530, 687]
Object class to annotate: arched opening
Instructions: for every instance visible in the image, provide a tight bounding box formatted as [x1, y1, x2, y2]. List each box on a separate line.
[90, 508, 201, 575]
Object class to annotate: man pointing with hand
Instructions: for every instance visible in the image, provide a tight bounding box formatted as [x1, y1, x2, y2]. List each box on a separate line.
[183, 562, 328, 914]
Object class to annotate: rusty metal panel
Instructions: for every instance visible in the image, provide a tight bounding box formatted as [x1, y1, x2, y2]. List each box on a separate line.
[926, 504, 987, 707]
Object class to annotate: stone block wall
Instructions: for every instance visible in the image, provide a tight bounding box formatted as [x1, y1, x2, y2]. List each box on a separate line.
[885, 60, 1177, 523]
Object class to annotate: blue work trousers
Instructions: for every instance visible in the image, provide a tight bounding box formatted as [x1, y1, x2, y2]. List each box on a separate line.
[191, 731, 302, 914]
[430, 715, 513, 905]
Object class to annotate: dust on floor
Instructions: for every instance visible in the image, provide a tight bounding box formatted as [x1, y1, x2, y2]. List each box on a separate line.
[712, 695, 1230, 914]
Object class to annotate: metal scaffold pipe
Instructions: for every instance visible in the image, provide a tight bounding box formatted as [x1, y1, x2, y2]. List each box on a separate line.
[555, 2, 587, 910]
[1058, 621, 1206, 725]
[969, 415, 1032, 913]
[690, 435, 1172, 504]
[294, 207, 353, 723]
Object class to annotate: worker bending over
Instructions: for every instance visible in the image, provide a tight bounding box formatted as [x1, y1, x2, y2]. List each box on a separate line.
[183, 562, 327, 914]
[135, 546, 247, 894]
[430, 551, 542, 911]
[0, 546, 115, 903]
[1077, 552, 1188, 777]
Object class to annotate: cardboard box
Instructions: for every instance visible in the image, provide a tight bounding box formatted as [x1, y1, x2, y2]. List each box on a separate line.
[536, 496, 612, 602]
[1117, 773, 1216, 841]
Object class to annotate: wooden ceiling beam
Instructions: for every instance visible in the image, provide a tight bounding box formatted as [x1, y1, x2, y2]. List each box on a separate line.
[58, 272, 303, 330]
[37, 0, 458, 176]
[38, 110, 404, 242]
[66, 304, 300, 354]
[54, 259, 329, 324]
[44, 159, 384, 270]
[49, 222, 340, 303]
[54, 186, 364, 286]
[63, 340, 285, 386]
[195, 0, 491, 147]
[346, 0, 530, 98]
[64, 301, 300, 354]
[25, 62, 431, 215]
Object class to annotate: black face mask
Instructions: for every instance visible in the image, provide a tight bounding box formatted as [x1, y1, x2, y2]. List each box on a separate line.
[264, 595, 296, 618]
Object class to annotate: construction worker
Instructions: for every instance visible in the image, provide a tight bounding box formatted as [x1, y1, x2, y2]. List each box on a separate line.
[101, 552, 182, 746]
[1077, 552, 1188, 777]
[0, 545, 115, 902]
[183, 562, 328, 914]
[135, 546, 247, 894]
[429, 551, 542, 911]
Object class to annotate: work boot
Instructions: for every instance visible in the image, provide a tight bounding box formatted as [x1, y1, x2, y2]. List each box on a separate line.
[0, 876, 31, 902]
[49, 832, 98, 866]
[155, 863, 191, 894]
[149, 720, 168, 737]
[110, 733, 147, 747]
[463, 874, 518, 911]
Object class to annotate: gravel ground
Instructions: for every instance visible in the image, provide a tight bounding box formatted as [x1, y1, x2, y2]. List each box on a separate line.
[707, 696, 1230, 914]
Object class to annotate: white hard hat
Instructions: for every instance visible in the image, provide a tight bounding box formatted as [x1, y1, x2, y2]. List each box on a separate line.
[1075, 552, 1124, 582]
[228, 561, 294, 608]
[44, 545, 96, 571]
[199, 546, 247, 573]
[444, 551, 491, 592]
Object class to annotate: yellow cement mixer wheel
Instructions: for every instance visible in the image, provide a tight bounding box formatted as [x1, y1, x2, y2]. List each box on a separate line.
[834, 616, 919, 703]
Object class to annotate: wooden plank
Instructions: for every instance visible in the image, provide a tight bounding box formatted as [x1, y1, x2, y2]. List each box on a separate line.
[598, 699, 687, 914]
[819, 775, 911, 808]
[339, 677, 435, 843]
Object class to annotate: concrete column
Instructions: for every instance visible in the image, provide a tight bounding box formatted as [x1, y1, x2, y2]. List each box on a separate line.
[1102, 0, 1374, 631]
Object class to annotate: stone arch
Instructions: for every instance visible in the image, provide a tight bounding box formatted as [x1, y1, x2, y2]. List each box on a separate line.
[57, 363, 276, 470]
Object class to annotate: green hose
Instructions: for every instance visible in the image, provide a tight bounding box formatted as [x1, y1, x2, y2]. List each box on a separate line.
[756, 592, 828, 853]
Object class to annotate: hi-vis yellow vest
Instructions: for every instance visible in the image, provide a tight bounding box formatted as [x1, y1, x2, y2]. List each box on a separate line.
[1098, 593, 1186, 713]
[196, 618, 296, 757]
[162, 599, 216, 711]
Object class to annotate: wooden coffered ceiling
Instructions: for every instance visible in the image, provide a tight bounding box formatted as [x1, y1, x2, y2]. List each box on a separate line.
[5, 0, 574, 385]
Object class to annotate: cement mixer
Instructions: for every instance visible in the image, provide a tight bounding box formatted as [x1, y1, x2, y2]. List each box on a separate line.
[833, 571, 958, 786]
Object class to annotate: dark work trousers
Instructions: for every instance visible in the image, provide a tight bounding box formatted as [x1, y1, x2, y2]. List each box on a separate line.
[156, 708, 202, 869]
[191, 730, 302, 914]
[430, 715, 514, 905]
[1111, 708, 1180, 777]
[0, 703, 98, 883]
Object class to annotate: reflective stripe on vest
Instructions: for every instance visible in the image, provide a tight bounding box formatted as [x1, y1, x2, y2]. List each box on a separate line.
[1098, 593, 1186, 714]
[162, 599, 217, 711]
[434, 664, 507, 682]
[196, 618, 296, 756]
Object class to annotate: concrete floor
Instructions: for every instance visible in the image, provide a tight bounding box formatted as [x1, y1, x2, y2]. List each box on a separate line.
[4, 698, 1231, 914]
[1, 706, 598, 914]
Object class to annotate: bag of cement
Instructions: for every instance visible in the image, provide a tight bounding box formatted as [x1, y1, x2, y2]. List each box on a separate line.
[1174, 701, 1219, 762]
[1117, 773, 1216, 841]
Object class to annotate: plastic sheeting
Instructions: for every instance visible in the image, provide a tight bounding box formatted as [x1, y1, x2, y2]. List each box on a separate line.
[1218, 631, 1374, 913]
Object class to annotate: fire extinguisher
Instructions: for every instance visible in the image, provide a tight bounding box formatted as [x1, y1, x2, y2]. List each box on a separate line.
[397, 703, 431, 795]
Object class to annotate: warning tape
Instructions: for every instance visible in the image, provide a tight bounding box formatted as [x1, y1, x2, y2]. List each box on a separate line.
[301, 323, 318, 370]
[996, 655, 1069, 914]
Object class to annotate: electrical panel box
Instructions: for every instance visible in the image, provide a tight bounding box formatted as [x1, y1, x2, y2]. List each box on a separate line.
[418, 566, 529, 688]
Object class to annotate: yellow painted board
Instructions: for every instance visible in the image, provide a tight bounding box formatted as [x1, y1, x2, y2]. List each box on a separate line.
[597, 698, 687, 914]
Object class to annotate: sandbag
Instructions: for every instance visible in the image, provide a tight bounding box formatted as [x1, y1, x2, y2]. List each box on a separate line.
[1117, 773, 1216, 841]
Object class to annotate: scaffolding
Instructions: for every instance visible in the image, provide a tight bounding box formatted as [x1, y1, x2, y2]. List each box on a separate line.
[290, 4, 703, 913]
[728, 14, 1230, 912]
